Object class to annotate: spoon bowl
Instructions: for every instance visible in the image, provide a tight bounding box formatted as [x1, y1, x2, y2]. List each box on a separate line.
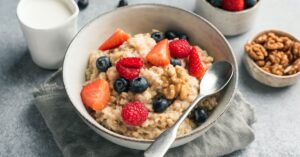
[144, 61, 233, 157]
[200, 61, 234, 95]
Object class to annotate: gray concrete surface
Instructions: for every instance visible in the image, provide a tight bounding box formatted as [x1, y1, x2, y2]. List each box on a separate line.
[0, 0, 299, 156]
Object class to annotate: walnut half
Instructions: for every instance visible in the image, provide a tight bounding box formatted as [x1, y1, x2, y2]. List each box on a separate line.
[245, 42, 268, 61]
[161, 66, 191, 100]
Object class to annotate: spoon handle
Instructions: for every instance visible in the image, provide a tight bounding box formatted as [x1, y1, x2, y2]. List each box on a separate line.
[144, 94, 206, 157]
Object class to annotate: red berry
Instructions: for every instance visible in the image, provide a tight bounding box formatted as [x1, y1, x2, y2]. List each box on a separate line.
[188, 47, 206, 79]
[222, 0, 244, 11]
[146, 39, 171, 66]
[116, 57, 144, 80]
[99, 28, 130, 51]
[80, 79, 110, 111]
[169, 39, 191, 58]
[121, 101, 148, 126]
[118, 57, 144, 68]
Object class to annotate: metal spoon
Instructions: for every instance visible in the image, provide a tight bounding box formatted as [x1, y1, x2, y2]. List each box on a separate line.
[144, 61, 234, 157]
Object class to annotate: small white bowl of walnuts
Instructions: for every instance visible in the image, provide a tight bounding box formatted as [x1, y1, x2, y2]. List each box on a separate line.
[244, 30, 300, 87]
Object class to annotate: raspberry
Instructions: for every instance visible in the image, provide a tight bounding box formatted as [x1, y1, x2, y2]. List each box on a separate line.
[169, 39, 191, 58]
[116, 57, 144, 80]
[121, 101, 148, 126]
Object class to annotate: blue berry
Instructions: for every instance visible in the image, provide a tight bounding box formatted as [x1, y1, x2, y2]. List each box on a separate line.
[117, 0, 128, 8]
[77, 0, 89, 10]
[208, 0, 222, 7]
[245, 0, 257, 8]
[153, 97, 170, 113]
[96, 56, 111, 72]
[193, 107, 208, 124]
[130, 77, 148, 93]
[178, 34, 189, 41]
[164, 31, 178, 40]
[151, 32, 165, 43]
[170, 58, 182, 66]
[114, 77, 129, 93]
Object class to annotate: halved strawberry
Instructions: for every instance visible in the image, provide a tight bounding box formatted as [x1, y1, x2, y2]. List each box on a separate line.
[188, 47, 206, 79]
[98, 28, 130, 51]
[81, 79, 110, 111]
[146, 39, 170, 66]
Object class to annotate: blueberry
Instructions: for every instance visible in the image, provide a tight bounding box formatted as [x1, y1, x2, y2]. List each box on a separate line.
[96, 56, 111, 72]
[117, 0, 128, 7]
[153, 97, 170, 113]
[170, 58, 182, 66]
[114, 77, 129, 93]
[245, 0, 257, 9]
[207, 0, 222, 8]
[164, 31, 178, 40]
[77, 0, 89, 10]
[192, 107, 208, 124]
[178, 34, 189, 41]
[151, 32, 165, 43]
[130, 77, 149, 93]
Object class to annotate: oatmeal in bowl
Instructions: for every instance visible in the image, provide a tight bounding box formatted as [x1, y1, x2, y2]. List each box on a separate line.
[62, 4, 237, 150]
[82, 28, 218, 139]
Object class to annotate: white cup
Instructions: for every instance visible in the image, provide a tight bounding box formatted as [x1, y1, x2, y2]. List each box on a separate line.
[17, 0, 79, 69]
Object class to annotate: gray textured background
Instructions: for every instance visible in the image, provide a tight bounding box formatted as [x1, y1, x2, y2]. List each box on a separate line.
[0, 0, 299, 156]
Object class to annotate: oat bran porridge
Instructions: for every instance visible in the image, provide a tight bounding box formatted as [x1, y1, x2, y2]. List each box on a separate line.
[80, 29, 218, 140]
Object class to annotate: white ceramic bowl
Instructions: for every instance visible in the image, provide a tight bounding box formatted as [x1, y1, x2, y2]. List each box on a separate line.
[63, 4, 238, 150]
[244, 30, 300, 87]
[195, 0, 261, 36]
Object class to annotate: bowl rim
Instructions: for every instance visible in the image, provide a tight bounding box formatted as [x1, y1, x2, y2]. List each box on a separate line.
[202, 0, 261, 14]
[245, 29, 300, 78]
[62, 3, 238, 143]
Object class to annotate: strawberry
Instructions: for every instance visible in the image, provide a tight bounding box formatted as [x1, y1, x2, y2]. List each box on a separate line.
[116, 57, 144, 80]
[146, 39, 170, 66]
[121, 101, 148, 126]
[222, 0, 244, 11]
[188, 47, 206, 79]
[169, 39, 191, 58]
[98, 28, 130, 51]
[80, 79, 110, 111]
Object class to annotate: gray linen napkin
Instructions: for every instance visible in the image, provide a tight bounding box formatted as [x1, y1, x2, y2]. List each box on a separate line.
[33, 70, 256, 157]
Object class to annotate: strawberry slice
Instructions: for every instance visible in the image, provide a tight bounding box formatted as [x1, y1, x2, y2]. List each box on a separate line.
[81, 79, 110, 111]
[98, 28, 130, 51]
[146, 39, 170, 66]
[116, 57, 144, 80]
[188, 47, 206, 79]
